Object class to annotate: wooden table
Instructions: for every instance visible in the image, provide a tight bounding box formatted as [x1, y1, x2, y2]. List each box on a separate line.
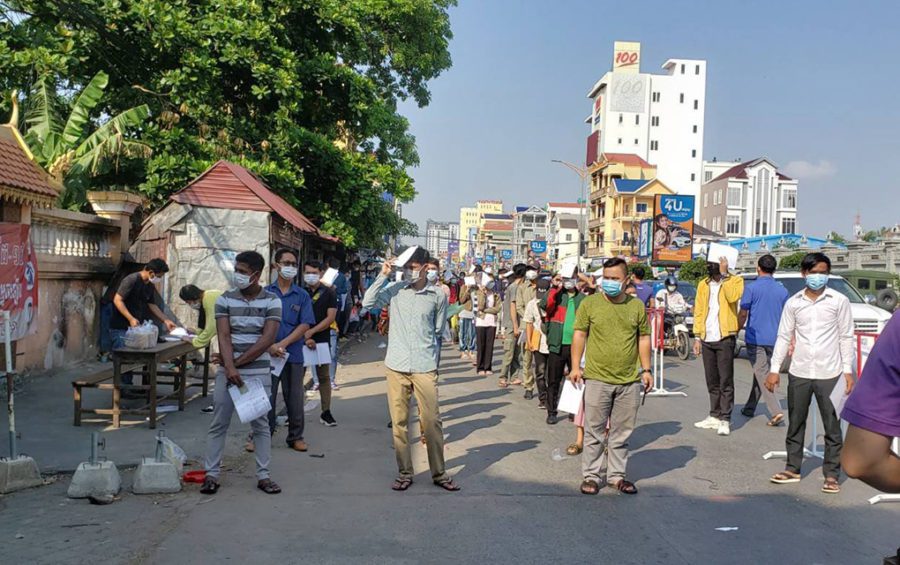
[110, 341, 209, 428]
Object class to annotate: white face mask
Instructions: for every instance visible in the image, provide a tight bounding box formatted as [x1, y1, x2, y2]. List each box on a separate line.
[233, 272, 253, 290]
[280, 266, 298, 280]
[150, 276, 162, 284]
[426, 269, 439, 283]
[563, 279, 576, 290]
[405, 268, 421, 283]
[525, 270, 538, 281]
[304, 273, 321, 286]
[190, 302, 201, 311]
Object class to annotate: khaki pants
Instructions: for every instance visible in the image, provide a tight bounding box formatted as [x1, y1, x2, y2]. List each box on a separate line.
[385, 368, 448, 483]
[522, 346, 534, 391]
[582, 380, 641, 484]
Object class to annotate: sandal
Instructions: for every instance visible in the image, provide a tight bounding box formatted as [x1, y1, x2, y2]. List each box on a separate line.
[770, 471, 801, 484]
[510, 378, 523, 386]
[498, 378, 508, 388]
[392, 477, 413, 491]
[767, 414, 785, 427]
[199, 477, 220, 495]
[566, 443, 583, 456]
[435, 479, 461, 492]
[257, 478, 282, 495]
[614, 479, 638, 495]
[821, 478, 840, 494]
[580, 479, 600, 495]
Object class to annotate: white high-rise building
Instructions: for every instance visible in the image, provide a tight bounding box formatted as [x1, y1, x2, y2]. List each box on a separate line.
[425, 219, 459, 258]
[585, 41, 706, 201]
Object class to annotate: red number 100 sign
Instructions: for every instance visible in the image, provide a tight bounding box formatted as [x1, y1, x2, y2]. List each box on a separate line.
[615, 52, 639, 66]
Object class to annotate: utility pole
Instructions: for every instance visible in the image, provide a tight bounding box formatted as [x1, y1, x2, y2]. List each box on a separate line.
[551, 160, 588, 262]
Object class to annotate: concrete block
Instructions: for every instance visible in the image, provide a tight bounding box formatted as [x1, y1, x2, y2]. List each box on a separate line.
[0, 456, 43, 494]
[132, 458, 181, 494]
[67, 461, 121, 499]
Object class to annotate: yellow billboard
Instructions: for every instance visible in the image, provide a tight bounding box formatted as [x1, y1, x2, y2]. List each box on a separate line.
[613, 41, 641, 73]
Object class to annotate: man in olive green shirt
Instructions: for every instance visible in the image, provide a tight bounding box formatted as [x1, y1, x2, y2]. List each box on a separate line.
[569, 257, 652, 496]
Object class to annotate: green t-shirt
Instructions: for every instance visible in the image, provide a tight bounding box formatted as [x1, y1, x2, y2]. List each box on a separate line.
[562, 298, 577, 345]
[573, 293, 650, 384]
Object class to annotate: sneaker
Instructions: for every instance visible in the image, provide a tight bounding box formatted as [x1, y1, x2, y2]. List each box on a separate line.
[320, 411, 337, 427]
[546, 414, 558, 425]
[717, 421, 731, 436]
[312, 383, 320, 392]
[524, 390, 534, 400]
[694, 416, 721, 430]
[331, 381, 340, 391]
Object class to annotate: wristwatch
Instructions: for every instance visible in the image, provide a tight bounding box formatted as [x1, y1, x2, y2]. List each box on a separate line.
[641, 369, 652, 375]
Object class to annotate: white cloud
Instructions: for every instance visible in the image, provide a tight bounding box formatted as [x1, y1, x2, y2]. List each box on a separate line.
[783, 159, 837, 179]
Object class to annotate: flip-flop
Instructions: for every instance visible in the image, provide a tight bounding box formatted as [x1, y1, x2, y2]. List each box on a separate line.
[392, 478, 413, 491]
[614, 479, 638, 495]
[770, 471, 801, 484]
[822, 478, 840, 494]
[767, 414, 785, 427]
[566, 443, 583, 456]
[435, 479, 461, 492]
[199, 477, 219, 495]
[580, 479, 600, 495]
[257, 479, 282, 494]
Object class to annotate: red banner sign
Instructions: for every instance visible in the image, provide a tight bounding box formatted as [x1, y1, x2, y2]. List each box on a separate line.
[0, 223, 38, 341]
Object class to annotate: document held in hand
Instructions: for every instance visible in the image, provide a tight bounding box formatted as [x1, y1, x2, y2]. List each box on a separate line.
[302, 343, 333, 367]
[228, 379, 272, 423]
[271, 352, 290, 377]
[557, 379, 585, 415]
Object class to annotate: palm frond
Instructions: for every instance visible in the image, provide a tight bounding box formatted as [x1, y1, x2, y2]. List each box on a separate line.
[61, 71, 109, 148]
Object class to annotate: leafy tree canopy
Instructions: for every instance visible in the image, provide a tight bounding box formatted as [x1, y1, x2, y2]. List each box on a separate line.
[779, 251, 806, 271]
[675, 257, 709, 285]
[0, 0, 455, 248]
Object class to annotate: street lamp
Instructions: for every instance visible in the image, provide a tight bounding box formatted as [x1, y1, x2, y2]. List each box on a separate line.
[551, 159, 588, 260]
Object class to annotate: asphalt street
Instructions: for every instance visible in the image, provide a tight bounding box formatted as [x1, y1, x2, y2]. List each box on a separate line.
[1, 336, 898, 564]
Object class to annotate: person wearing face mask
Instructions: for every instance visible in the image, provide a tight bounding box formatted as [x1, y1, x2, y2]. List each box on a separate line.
[522, 278, 552, 409]
[201, 251, 283, 496]
[262, 249, 316, 452]
[499, 264, 527, 388]
[427, 258, 450, 368]
[692, 256, 745, 437]
[569, 257, 652, 495]
[178, 284, 223, 350]
[474, 273, 502, 375]
[540, 270, 587, 425]
[766, 253, 854, 494]
[297, 260, 340, 428]
[363, 248, 459, 492]
[514, 265, 539, 398]
[457, 272, 478, 361]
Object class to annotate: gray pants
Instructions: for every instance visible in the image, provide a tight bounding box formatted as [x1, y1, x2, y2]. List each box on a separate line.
[204, 370, 272, 481]
[582, 380, 642, 484]
[744, 345, 783, 417]
[269, 363, 305, 443]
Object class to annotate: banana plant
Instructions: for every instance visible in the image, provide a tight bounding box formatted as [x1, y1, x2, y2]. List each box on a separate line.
[23, 71, 152, 209]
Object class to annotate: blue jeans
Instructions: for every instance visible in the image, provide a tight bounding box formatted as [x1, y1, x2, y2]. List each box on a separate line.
[458, 317, 476, 352]
[110, 329, 133, 385]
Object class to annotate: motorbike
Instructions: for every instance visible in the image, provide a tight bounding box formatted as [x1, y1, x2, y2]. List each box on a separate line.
[663, 311, 692, 360]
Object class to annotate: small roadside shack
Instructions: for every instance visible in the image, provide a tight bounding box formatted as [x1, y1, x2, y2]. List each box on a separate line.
[130, 160, 338, 327]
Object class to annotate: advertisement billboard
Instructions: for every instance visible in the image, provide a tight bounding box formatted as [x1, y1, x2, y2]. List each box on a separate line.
[0, 223, 39, 342]
[637, 219, 652, 259]
[501, 249, 513, 260]
[447, 240, 459, 259]
[529, 240, 548, 254]
[651, 195, 694, 264]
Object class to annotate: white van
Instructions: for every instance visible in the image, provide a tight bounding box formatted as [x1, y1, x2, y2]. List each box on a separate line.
[735, 272, 893, 357]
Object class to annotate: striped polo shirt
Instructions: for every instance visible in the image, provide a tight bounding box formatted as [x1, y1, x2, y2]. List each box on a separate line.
[215, 287, 282, 377]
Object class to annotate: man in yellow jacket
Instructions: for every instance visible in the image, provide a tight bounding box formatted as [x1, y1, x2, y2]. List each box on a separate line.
[692, 256, 744, 437]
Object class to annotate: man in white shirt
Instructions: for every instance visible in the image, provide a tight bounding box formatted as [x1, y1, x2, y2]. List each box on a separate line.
[766, 253, 854, 494]
[655, 276, 689, 316]
[522, 278, 551, 409]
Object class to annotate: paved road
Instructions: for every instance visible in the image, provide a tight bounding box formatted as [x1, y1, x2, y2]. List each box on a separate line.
[1, 336, 898, 564]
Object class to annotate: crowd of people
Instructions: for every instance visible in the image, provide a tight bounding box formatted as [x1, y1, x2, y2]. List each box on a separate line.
[107, 247, 900, 497]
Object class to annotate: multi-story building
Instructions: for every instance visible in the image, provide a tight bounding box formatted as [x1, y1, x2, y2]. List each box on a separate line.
[477, 219, 515, 263]
[587, 153, 657, 258]
[424, 219, 459, 258]
[513, 205, 548, 263]
[698, 158, 798, 239]
[547, 213, 581, 269]
[585, 41, 706, 201]
[458, 200, 503, 258]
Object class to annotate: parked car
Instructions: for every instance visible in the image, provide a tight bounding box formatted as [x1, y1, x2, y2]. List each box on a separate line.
[735, 273, 893, 369]
[835, 270, 899, 312]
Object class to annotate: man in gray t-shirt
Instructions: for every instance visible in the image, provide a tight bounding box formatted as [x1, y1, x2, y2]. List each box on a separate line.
[499, 264, 528, 387]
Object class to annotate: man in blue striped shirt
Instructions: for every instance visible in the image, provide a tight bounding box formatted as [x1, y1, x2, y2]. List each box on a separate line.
[201, 251, 283, 496]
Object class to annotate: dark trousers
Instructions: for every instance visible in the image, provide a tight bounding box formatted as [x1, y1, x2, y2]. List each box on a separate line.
[546, 345, 571, 417]
[785, 374, 843, 478]
[475, 326, 496, 372]
[268, 363, 305, 443]
[701, 336, 736, 422]
[533, 351, 549, 404]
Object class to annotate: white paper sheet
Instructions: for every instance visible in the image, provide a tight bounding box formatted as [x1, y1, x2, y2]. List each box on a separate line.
[464, 276, 476, 287]
[706, 242, 739, 272]
[394, 245, 419, 268]
[557, 379, 585, 415]
[271, 352, 290, 377]
[302, 343, 333, 367]
[560, 260, 577, 279]
[517, 330, 527, 346]
[228, 379, 272, 423]
[322, 267, 339, 287]
[829, 375, 849, 418]
[169, 327, 189, 337]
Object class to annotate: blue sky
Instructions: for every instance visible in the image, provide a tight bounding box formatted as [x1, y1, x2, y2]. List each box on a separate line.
[400, 0, 900, 242]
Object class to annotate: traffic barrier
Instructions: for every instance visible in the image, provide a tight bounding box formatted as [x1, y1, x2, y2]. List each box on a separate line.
[646, 308, 686, 398]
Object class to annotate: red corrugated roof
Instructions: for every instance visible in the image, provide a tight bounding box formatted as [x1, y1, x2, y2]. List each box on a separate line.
[481, 221, 513, 231]
[602, 153, 654, 168]
[0, 125, 60, 205]
[171, 160, 334, 239]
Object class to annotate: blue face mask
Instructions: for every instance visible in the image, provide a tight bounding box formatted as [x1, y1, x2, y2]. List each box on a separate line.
[805, 273, 828, 291]
[601, 279, 623, 297]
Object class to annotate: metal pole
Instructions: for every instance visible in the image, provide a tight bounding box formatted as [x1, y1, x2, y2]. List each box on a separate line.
[3, 311, 16, 459]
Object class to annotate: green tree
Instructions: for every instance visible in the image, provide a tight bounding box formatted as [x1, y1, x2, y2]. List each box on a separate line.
[826, 231, 847, 244]
[676, 257, 709, 284]
[0, 0, 455, 248]
[23, 71, 151, 209]
[779, 251, 806, 271]
[862, 230, 881, 243]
